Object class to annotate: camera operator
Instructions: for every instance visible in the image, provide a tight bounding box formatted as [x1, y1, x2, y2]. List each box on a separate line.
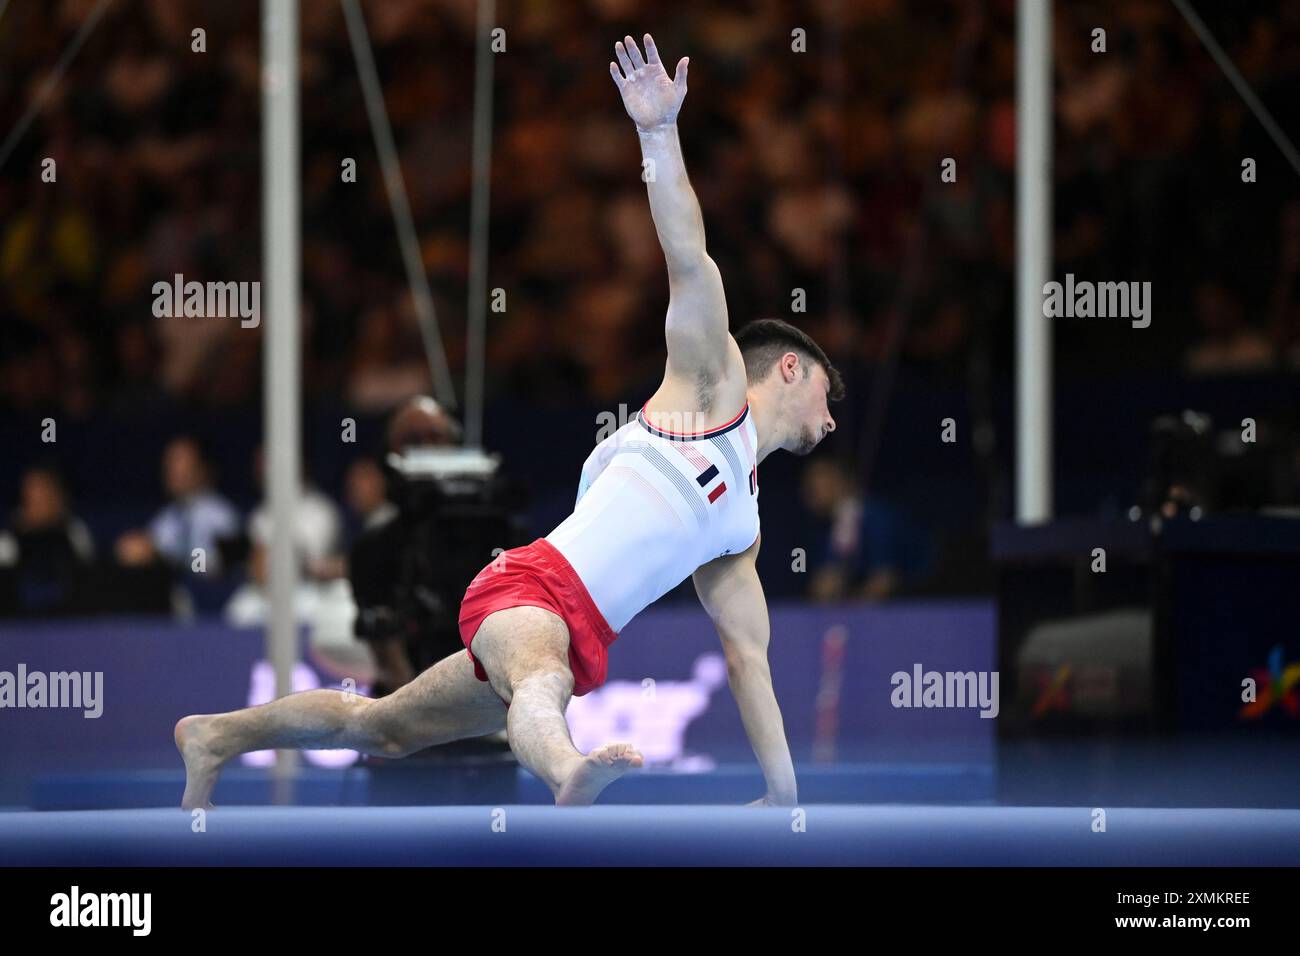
[349, 397, 528, 698]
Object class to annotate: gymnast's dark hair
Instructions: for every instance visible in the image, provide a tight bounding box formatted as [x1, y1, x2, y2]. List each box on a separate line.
[734, 318, 845, 401]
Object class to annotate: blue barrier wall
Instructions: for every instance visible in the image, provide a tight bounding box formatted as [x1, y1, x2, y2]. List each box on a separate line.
[0, 601, 995, 805]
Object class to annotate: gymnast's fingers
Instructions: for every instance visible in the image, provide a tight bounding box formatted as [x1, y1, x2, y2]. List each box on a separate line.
[624, 34, 646, 71]
[614, 40, 634, 77]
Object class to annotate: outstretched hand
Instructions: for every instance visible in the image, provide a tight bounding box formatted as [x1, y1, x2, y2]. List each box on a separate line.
[609, 33, 688, 130]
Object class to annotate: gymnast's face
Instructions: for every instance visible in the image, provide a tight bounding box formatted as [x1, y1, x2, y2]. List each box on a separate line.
[783, 358, 836, 457]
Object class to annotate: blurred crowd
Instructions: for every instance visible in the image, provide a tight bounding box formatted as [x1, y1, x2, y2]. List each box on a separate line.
[0, 437, 394, 618]
[0, 425, 930, 618]
[4, 0, 1300, 419]
[4, 0, 1300, 615]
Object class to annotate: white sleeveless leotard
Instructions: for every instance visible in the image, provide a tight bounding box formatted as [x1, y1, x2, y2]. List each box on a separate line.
[545, 402, 760, 632]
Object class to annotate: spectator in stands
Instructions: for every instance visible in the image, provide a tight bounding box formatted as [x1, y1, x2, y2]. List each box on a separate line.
[800, 457, 932, 603]
[1184, 280, 1275, 376]
[115, 436, 240, 575]
[0, 465, 95, 614]
[223, 447, 347, 626]
[343, 457, 396, 544]
[245, 446, 343, 581]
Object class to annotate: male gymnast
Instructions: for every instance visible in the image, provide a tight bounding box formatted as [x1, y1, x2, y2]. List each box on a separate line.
[177, 33, 843, 808]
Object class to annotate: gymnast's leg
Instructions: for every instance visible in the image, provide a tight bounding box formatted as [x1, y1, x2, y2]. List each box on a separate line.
[466, 604, 643, 806]
[174, 649, 507, 809]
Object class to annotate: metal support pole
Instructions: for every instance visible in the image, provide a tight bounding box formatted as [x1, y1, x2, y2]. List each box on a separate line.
[464, 0, 497, 449]
[262, 0, 301, 799]
[1015, 0, 1053, 524]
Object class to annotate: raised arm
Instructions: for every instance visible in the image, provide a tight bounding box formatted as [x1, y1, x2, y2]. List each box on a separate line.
[692, 536, 798, 806]
[610, 34, 732, 386]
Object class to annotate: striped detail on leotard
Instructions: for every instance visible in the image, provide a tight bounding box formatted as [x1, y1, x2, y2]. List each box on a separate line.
[709, 432, 747, 496]
[622, 441, 707, 524]
[609, 464, 686, 528]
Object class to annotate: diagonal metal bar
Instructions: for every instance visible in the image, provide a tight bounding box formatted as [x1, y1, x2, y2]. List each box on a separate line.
[340, 0, 458, 409]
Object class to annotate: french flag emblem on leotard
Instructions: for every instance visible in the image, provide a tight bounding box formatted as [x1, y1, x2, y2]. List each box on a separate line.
[671, 443, 727, 504]
[695, 463, 727, 503]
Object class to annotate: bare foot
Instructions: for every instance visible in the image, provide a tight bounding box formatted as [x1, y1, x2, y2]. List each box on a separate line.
[555, 742, 644, 806]
[175, 714, 228, 810]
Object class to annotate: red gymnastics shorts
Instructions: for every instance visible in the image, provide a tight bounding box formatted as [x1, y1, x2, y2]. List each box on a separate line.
[458, 537, 618, 698]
